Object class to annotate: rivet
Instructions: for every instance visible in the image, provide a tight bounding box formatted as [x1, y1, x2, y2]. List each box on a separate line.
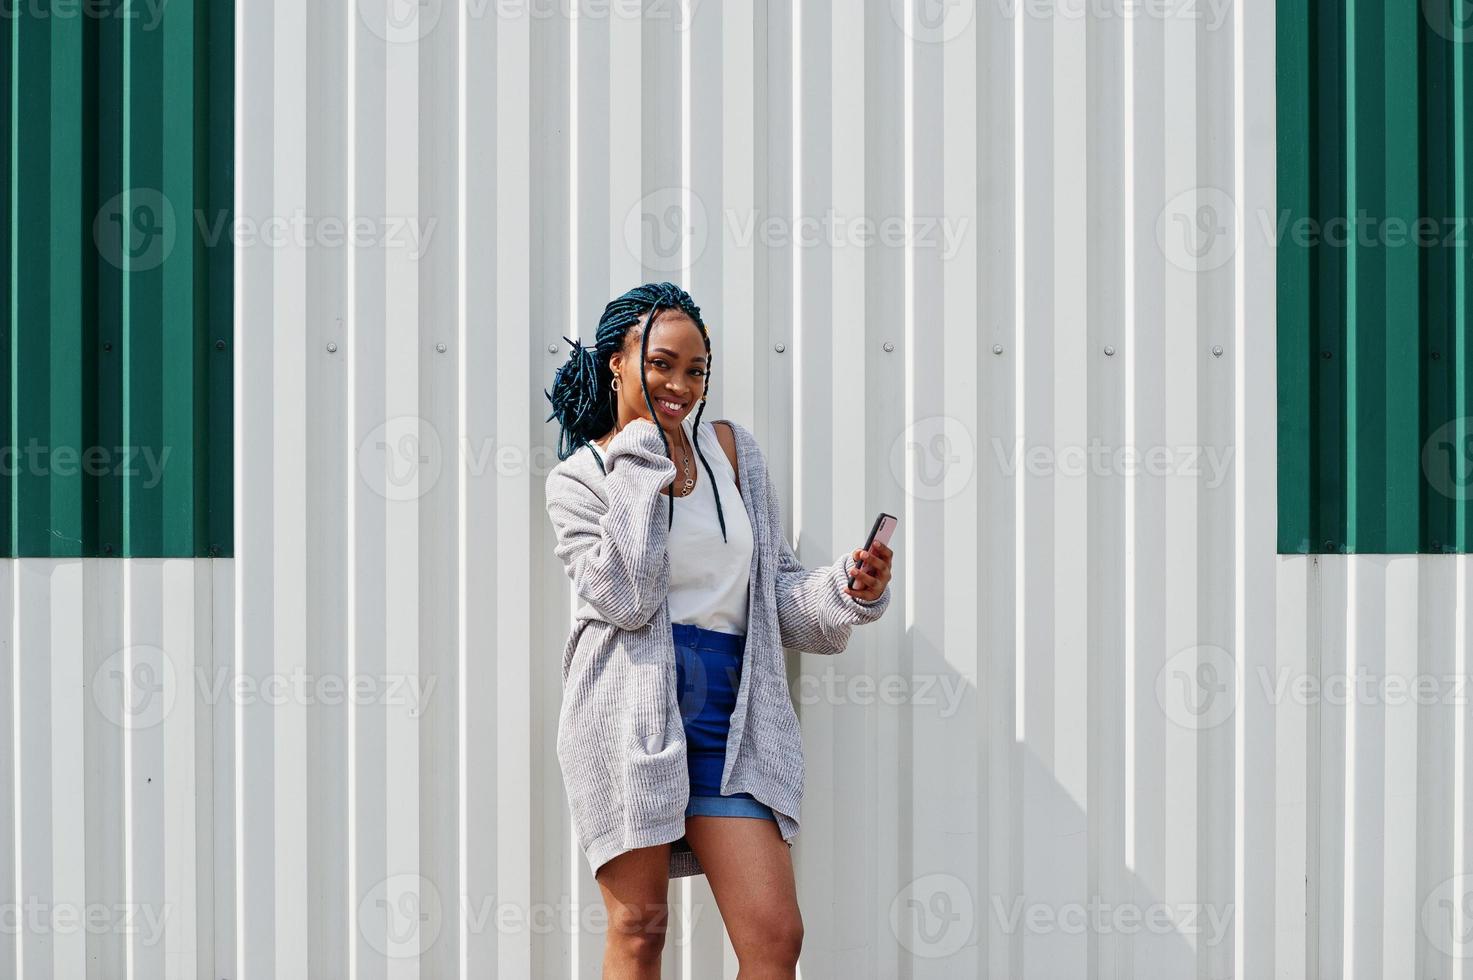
[992, 344, 1004, 355]
[1321, 349, 1332, 359]
[1211, 345, 1224, 357]
[209, 544, 220, 557]
[435, 342, 447, 353]
[774, 343, 786, 354]
[326, 342, 338, 353]
[882, 341, 895, 353]
[548, 343, 559, 354]
[215, 339, 226, 351]
[1432, 351, 1442, 360]
[103, 342, 113, 352]
[1104, 345, 1116, 357]
[1323, 539, 1334, 550]
[103, 543, 113, 554]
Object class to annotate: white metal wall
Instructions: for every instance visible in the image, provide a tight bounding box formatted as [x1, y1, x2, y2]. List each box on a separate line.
[35, 0, 1469, 977]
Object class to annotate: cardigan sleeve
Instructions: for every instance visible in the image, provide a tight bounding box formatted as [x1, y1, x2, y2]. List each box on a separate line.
[764, 461, 893, 656]
[545, 418, 678, 631]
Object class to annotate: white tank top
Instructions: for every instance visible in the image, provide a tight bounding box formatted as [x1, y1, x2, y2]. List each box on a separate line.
[666, 416, 754, 636]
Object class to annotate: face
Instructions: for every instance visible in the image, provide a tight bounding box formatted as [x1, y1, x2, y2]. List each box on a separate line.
[609, 309, 709, 436]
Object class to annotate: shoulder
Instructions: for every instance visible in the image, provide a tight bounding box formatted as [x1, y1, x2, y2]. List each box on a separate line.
[709, 419, 740, 475]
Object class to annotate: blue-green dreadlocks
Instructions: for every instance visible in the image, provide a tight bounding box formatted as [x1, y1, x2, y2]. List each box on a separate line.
[543, 281, 730, 542]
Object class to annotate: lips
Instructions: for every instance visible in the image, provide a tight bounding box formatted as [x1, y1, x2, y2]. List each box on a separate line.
[656, 398, 687, 416]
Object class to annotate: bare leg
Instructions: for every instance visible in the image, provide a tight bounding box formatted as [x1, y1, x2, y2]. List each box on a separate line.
[683, 816, 802, 978]
[594, 842, 672, 979]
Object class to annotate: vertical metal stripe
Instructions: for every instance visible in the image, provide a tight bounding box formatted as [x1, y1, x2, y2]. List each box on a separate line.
[4, 1, 230, 559]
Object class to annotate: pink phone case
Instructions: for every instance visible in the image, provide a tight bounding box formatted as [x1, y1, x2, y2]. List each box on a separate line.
[848, 513, 898, 590]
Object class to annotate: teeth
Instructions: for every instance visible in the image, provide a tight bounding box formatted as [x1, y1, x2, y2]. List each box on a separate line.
[659, 400, 684, 412]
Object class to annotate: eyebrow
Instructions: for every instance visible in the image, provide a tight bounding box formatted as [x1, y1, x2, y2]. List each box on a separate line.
[649, 347, 707, 364]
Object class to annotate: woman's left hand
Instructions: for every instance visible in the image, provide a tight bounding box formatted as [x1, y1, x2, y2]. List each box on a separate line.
[844, 541, 893, 602]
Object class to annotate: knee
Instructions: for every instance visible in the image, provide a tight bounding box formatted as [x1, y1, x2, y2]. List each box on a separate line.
[737, 913, 803, 968]
[607, 904, 669, 963]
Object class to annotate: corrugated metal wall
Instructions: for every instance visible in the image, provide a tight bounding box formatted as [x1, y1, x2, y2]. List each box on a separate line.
[1278, 0, 1473, 555]
[3, 0, 233, 559]
[28, 0, 1473, 978]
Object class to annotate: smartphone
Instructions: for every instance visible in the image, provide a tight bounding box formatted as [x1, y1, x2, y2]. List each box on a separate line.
[848, 512, 898, 590]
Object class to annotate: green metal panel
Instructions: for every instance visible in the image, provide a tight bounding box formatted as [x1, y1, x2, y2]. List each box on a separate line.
[2, 0, 232, 557]
[1278, 0, 1472, 553]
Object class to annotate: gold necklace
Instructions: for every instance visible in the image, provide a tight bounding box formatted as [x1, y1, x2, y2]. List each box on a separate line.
[674, 427, 695, 496]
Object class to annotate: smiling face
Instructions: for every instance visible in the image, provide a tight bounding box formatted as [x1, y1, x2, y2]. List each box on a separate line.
[608, 309, 709, 437]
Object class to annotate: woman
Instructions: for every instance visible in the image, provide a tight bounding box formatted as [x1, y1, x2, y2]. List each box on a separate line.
[543, 282, 895, 978]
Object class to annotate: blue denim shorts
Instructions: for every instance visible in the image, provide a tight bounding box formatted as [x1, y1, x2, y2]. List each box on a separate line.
[672, 622, 777, 823]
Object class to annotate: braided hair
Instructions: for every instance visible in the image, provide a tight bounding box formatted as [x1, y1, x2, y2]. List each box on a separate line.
[543, 281, 731, 541]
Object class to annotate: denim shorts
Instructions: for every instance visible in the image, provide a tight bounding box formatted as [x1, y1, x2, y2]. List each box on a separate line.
[672, 622, 777, 823]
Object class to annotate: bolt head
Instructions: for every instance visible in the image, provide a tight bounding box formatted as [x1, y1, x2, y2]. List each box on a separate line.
[774, 343, 786, 354]
[326, 342, 338, 353]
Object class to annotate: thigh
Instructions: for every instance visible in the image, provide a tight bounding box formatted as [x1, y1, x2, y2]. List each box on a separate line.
[682, 816, 801, 949]
[595, 842, 673, 941]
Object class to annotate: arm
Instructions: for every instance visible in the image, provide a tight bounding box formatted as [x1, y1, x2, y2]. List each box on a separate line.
[545, 418, 678, 631]
[765, 463, 892, 656]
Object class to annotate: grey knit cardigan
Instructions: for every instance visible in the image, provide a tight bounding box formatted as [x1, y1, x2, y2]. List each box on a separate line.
[544, 416, 892, 880]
